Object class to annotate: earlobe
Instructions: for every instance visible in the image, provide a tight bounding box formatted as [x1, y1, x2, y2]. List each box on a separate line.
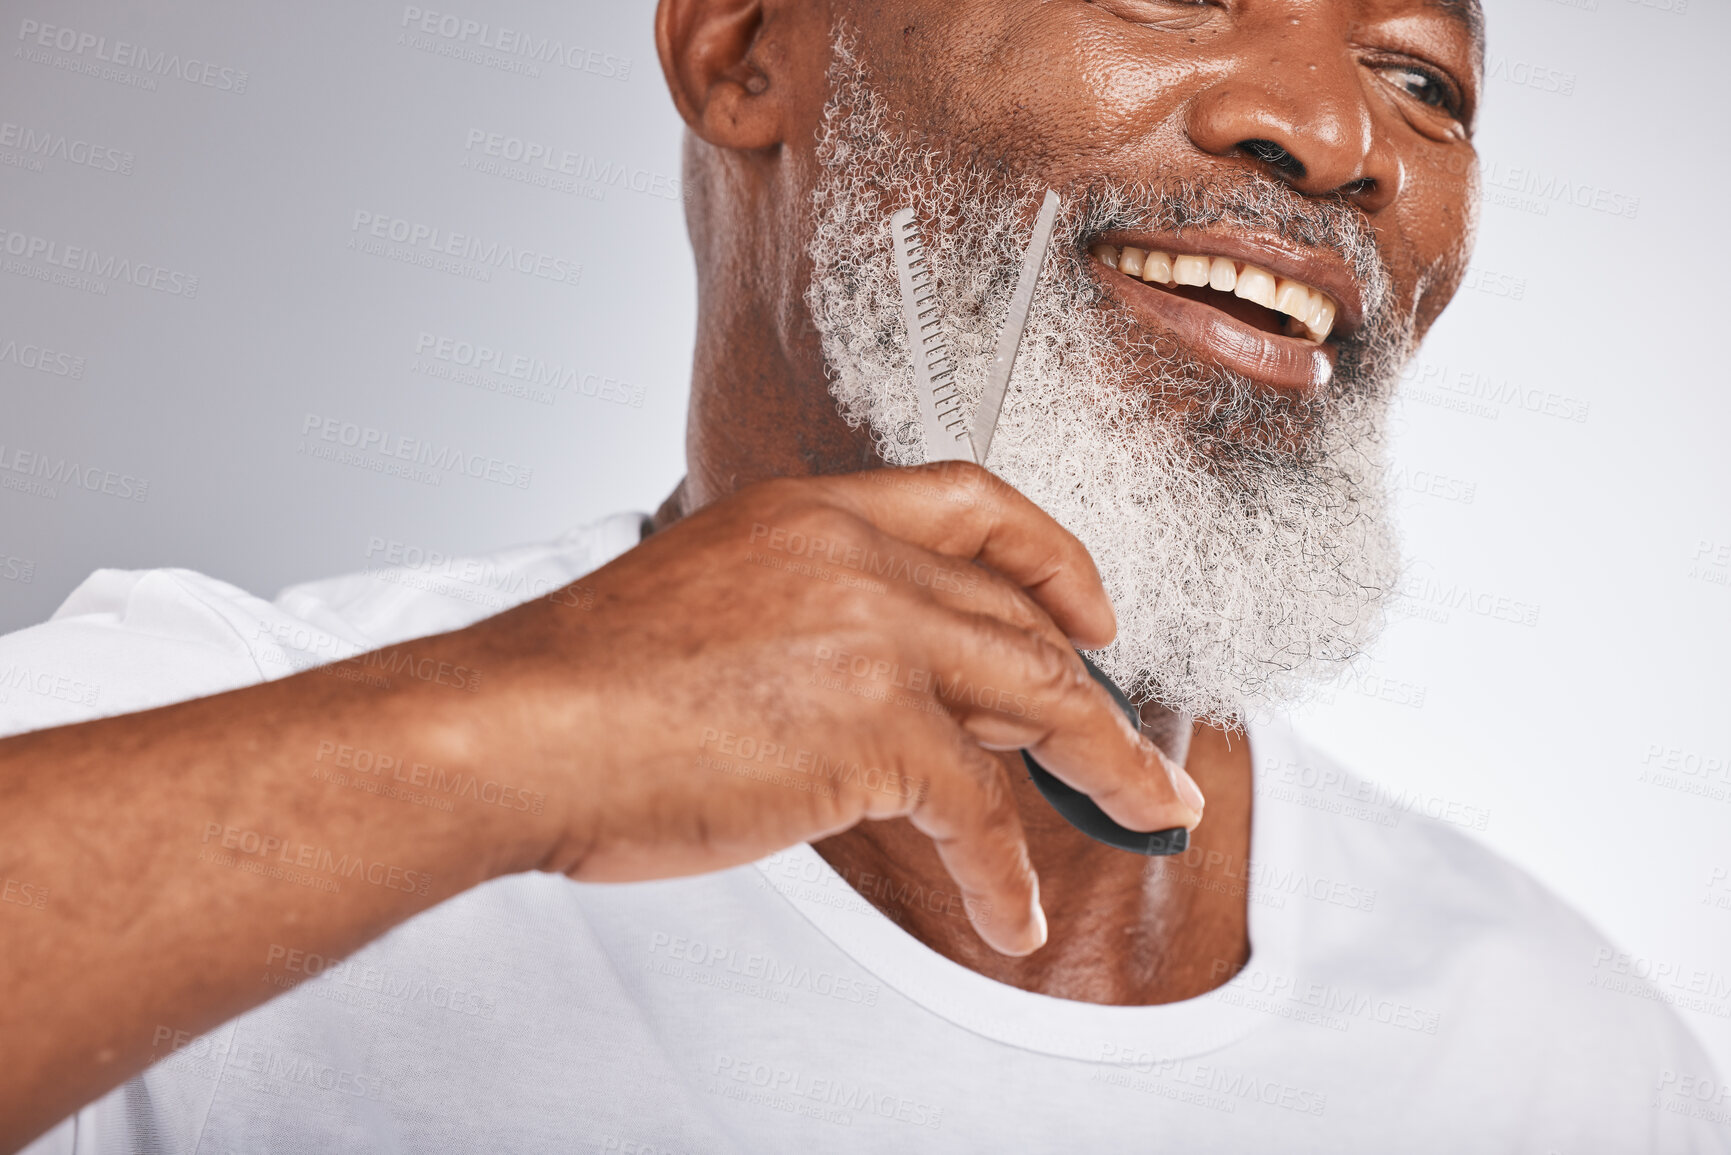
[655, 0, 784, 151]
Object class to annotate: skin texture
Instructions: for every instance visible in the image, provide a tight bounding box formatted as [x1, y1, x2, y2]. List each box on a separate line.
[0, 0, 1478, 1147]
[0, 465, 1201, 1149]
[655, 0, 1478, 999]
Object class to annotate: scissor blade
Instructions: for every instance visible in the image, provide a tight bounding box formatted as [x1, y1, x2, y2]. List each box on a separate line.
[969, 189, 1060, 465]
[890, 207, 975, 463]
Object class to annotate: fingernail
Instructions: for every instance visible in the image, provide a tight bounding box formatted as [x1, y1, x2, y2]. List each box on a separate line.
[1027, 880, 1048, 951]
[1169, 762, 1206, 815]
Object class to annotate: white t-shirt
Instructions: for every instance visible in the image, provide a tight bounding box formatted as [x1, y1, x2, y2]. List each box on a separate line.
[9, 513, 1727, 1154]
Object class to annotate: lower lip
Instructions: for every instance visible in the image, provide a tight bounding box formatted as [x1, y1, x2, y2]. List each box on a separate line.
[1096, 260, 1337, 393]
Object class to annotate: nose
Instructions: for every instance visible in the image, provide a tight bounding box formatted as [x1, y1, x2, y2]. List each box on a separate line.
[1185, 56, 1405, 213]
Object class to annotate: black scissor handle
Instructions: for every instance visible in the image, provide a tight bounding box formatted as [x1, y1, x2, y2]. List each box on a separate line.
[1021, 653, 1190, 856]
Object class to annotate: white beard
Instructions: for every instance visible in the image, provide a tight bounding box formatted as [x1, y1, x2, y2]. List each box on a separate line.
[802, 37, 1413, 724]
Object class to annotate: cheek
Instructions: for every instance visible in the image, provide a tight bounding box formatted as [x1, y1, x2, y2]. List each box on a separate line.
[932, 21, 1210, 172]
[1390, 148, 1479, 332]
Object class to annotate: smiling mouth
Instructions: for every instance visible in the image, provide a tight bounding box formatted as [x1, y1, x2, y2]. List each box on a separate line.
[1090, 244, 1339, 344]
[1085, 241, 1348, 392]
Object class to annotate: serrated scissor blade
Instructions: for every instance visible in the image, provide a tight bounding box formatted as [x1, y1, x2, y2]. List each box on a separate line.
[890, 207, 975, 463]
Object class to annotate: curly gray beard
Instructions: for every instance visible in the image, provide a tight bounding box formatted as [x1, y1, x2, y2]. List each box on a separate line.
[802, 35, 1414, 725]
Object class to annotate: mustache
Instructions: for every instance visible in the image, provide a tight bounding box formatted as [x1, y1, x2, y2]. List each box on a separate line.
[1065, 171, 1393, 342]
[858, 155, 1404, 400]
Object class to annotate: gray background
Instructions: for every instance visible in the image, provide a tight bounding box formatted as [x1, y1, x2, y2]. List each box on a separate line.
[4, 0, 1729, 1081]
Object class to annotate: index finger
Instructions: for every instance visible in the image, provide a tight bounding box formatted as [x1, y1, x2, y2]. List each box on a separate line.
[815, 462, 1117, 650]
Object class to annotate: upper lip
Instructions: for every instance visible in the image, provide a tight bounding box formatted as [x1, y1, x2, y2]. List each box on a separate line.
[1090, 228, 1367, 337]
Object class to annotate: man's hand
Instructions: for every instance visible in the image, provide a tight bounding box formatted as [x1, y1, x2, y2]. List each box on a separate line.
[0, 463, 1201, 1149]
[467, 463, 1204, 955]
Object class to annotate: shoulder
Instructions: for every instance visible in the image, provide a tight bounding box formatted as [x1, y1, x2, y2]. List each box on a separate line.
[1253, 724, 1723, 1126]
[0, 512, 648, 737]
[0, 567, 299, 736]
[272, 511, 648, 644]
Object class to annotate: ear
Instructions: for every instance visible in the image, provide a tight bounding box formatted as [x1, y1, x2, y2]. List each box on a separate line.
[655, 0, 784, 151]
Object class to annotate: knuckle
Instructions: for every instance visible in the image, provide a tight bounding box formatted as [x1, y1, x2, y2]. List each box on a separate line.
[972, 570, 1043, 631]
[779, 502, 854, 543]
[732, 475, 805, 517]
[1004, 584, 1048, 628]
[968, 754, 1013, 822]
[878, 740, 931, 811]
[1022, 635, 1082, 698]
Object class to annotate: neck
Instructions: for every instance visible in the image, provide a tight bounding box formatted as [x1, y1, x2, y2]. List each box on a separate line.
[811, 721, 1252, 1005]
[664, 274, 1251, 1002]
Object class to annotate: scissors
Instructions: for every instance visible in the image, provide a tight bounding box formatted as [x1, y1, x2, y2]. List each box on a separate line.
[890, 193, 1189, 857]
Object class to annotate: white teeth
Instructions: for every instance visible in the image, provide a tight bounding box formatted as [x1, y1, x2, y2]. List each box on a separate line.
[1141, 250, 1173, 285]
[1305, 296, 1336, 343]
[1274, 279, 1312, 320]
[1234, 265, 1277, 309]
[1208, 257, 1237, 292]
[1090, 243, 1338, 344]
[1172, 254, 1211, 287]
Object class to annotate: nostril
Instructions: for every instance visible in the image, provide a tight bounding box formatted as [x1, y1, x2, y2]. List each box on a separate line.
[1240, 138, 1306, 181]
[1340, 177, 1376, 197]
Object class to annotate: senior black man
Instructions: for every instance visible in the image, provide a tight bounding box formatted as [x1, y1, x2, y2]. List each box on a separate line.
[5, 1, 1721, 1151]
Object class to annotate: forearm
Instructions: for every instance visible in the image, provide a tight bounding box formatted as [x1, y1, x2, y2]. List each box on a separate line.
[0, 638, 555, 1150]
[0, 465, 1172, 1149]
